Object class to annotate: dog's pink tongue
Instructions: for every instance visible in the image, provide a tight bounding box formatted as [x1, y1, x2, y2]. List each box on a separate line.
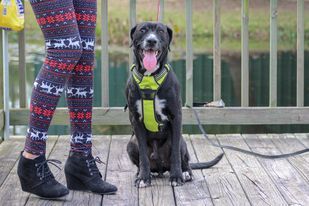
[143, 51, 157, 72]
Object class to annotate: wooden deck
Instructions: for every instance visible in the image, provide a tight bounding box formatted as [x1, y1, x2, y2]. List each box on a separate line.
[0, 134, 308, 206]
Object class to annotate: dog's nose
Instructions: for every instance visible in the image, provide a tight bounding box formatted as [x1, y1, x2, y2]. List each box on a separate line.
[146, 38, 157, 45]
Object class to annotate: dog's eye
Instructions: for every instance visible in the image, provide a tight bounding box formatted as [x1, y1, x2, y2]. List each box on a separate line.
[140, 28, 146, 33]
[158, 29, 164, 34]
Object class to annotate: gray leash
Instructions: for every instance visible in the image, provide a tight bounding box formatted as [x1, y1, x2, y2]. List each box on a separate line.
[187, 105, 309, 159]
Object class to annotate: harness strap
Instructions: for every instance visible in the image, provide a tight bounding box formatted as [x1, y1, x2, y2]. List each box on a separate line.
[131, 64, 170, 132]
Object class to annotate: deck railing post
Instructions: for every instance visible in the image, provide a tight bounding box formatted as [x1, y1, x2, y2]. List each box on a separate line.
[0, 31, 3, 110]
[0, 31, 3, 139]
[129, 0, 136, 67]
[158, 0, 164, 22]
[18, 29, 27, 108]
[269, 0, 277, 107]
[101, 0, 109, 107]
[241, 0, 249, 106]
[297, 0, 304, 107]
[185, 0, 193, 107]
[213, 0, 221, 101]
[2, 30, 10, 140]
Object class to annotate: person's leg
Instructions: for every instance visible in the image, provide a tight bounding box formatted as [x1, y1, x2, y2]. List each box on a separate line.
[64, 0, 117, 194]
[24, 0, 83, 156]
[18, 0, 83, 198]
[66, 0, 97, 155]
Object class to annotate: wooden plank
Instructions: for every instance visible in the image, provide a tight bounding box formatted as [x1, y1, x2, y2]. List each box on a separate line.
[9, 107, 309, 125]
[269, 134, 309, 183]
[173, 135, 213, 205]
[269, 0, 278, 107]
[241, 0, 249, 106]
[297, 0, 304, 107]
[101, 0, 109, 107]
[0, 136, 26, 187]
[18, 30, 27, 108]
[185, 0, 193, 107]
[102, 135, 138, 205]
[158, 0, 164, 22]
[139, 175, 175, 206]
[2, 30, 10, 139]
[0, 136, 58, 205]
[25, 135, 111, 206]
[297, 134, 309, 162]
[190, 134, 250, 205]
[243, 134, 309, 205]
[217, 134, 287, 205]
[296, 133, 309, 148]
[129, 0, 136, 67]
[213, 0, 221, 101]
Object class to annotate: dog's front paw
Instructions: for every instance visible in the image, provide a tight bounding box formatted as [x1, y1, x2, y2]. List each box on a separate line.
[183, 171, 193, 182]
[135, 174, 151, 188]
[170, 170, 184, 187]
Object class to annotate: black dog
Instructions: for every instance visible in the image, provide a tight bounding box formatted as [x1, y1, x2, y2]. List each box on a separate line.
[125, 22, 223, 187]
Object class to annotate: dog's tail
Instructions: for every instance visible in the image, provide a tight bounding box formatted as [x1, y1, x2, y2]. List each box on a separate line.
[190, 153, 224, 169]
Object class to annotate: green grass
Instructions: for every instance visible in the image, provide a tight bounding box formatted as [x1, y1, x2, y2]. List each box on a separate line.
[21, 1, 309, 52]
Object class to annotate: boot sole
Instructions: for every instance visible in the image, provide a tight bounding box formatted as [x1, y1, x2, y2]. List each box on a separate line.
[19, 175, 69, 199]
[34, 192, 69, 200]
[22, 186, 69, 199]
[65, 172, 117, 195]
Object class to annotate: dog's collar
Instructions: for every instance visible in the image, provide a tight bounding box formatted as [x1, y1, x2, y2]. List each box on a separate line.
[130, 64, 171, 84]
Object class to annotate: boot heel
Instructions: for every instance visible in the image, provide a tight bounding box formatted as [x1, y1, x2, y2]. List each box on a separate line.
[65, 173, 87, 191]
[18, 176, 30, 192]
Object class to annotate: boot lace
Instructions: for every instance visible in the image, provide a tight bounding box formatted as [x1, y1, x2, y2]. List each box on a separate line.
[86, 156, 105, 176]
[35, 159, 62, 181]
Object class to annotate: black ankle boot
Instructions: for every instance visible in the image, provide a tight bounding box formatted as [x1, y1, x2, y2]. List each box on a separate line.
[65, 151, 117, 194]
[17, 152, 69, 199]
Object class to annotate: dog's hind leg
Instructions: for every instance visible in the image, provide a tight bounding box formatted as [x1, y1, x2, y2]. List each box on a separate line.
[127, 137, 139, 167]
[127, 138, 142, 178]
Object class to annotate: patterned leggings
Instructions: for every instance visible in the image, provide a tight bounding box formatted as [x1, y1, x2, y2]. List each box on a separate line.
[24, 0, 97, 155]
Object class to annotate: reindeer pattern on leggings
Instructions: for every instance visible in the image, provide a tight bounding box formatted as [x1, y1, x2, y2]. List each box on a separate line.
[45, 37, 95, 51]
[34, 80, 64, 96]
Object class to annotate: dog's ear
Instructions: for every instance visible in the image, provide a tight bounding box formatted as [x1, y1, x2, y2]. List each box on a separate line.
[130, 25, 137, 47]
[166, 25, 173, 51]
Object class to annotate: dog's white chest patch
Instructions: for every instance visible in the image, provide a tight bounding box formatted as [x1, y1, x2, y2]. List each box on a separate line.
[135, 96, 168, 121]
[155, 96, 168, 121]
[136, 100, 142, 120]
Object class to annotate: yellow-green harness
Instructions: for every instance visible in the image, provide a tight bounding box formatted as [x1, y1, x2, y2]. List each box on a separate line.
[131, 64, 171, 132]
